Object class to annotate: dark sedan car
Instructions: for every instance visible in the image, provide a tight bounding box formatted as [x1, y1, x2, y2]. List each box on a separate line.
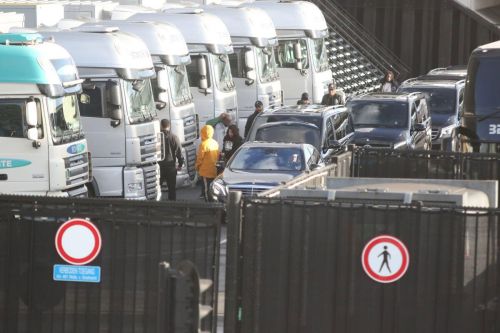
[210, 142, 322, 202]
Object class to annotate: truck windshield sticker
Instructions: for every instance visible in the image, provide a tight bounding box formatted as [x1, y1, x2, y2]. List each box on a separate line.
[0, 159, 31, 169]
[67, 143, 85, 155]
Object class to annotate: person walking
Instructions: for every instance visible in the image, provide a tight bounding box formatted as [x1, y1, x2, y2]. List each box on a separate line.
[159, 119, 184, 201]
[321, 83, 345, 105]
[244, 100, 264, 138]
[379, 70, 399, 92]
[221, 124, 244, 163]
[297, 92, 311, 105]
[196, 125, 219, 201]
[206, 113, 233, 150]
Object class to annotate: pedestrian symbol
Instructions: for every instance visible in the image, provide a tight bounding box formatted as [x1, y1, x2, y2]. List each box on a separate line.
[362, 235, 409, 284]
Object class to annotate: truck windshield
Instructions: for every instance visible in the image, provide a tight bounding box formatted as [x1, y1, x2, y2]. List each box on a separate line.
[311, 38, 330, 72]
[399, 87, 456, 114]
[465, 55, 500, 118]
[124, 79, 157, 124]
[167, 65, 193, 106]
[47, 95, 82, 144]
[256, 47, 279, 83]
[348, 101, 409, 129]
[213, 54, 235, 92]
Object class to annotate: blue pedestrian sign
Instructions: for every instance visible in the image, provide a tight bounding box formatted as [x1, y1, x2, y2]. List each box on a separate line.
[53, 264, 101, 283]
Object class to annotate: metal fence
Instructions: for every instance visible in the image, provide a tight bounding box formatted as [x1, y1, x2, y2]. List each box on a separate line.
[225, 196, 500, 333]
[352, 148, 500, 182]
[0, 195, 223, 333]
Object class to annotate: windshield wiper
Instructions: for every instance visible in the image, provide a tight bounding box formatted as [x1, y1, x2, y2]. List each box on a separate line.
[478, 108, 500, 122]
[60, 129, 72, 144]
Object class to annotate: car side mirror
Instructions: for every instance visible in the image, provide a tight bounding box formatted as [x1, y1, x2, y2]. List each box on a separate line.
[25, 100, 38, 127]
[413, 123, 426, 131]
[197, 57, 208, 90]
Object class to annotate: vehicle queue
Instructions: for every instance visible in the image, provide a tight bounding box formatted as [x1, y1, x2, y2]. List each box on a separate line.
[0, 1, 498, 202]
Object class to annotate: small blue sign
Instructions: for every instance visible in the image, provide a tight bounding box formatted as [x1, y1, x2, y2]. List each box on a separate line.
[53, 264, 101, 283]
[66, 143, 85, 155]
[0, 159, 31, 169]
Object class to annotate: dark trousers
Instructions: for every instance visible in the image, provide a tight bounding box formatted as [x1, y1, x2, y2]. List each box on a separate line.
[160, 165, 177, 201]
[201, 177, 214, 202]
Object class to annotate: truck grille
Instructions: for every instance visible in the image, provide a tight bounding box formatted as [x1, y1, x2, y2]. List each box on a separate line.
[139, 134, 161, 163]
[184, 115, 198, 143]
[431, 128, 440, 140]
[64, 153, 90, 186]
[184, 143, 197, 180]
[142, 164, 159, 200]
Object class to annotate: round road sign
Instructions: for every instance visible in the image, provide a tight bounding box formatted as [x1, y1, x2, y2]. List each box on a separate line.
[361, 235, 409, 284]
[55, 219, 102, 266]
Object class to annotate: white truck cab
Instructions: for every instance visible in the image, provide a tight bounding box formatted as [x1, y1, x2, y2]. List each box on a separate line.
[39, 27, 162, 200]
[129, 9, 239, 126]
[201, 5, 282, 132]
[0, 32, 90, 197]
[76, 20, 198, 186]
[0, 11, 24, 32]
[243, 0, 333, 105]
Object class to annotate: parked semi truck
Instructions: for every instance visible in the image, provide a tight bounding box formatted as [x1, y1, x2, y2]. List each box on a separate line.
[65, 19, 198, 186]
[40, 27, 162, 199]
[243, 0, 333, 105]
[0, 32, 90, 197]
[0, 11, 24, 32]
[463, 40, 500, 153]
[127, 8, 239, 126]
[202, 5, 282, 131]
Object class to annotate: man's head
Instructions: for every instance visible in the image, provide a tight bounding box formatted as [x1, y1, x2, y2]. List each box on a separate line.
[301, 92, 310, 104]
[220, 113, 233, 126]
[161, 119, 170, 131]
[255, 100, 264, 113]
[328, 83, 336, 96]
[385, 70, 394, 81]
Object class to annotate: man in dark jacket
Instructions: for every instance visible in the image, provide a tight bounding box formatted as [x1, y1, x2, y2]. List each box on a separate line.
[321, 83, 345, 106]
[159, 119, 184, 200]
[244, 100, 264, 138]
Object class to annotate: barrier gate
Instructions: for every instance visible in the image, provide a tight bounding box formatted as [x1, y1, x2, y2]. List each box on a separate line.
[0, 195, 223, 333]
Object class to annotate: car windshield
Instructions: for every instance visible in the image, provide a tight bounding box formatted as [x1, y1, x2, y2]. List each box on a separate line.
[213, 54, 235, 92]
[255, 123, 321, 148]
[349, 101, 409, 128]
[311, 38, 330, 72]
[256, 46, 279, 83]
[124, 79, 156, 124]
[399, 87, 456, 114]
[167, 65, 192, 106]
[229, 146, 305, 171]
[47, 94, 82, 144]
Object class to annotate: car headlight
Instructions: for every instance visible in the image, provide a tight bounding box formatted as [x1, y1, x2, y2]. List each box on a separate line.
[393, 141, 407, 149]
[211, 179, 228, 200]
[439, 124, 455, 138]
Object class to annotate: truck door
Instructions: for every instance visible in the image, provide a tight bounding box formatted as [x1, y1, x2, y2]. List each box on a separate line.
[186, 54, 215, 125]
[229, 47, 257, 120]
[0, 98, 49, 193]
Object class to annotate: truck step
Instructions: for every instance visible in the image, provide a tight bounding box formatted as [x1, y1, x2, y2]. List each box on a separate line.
[199, 305, 212, 320]
[199, 279, 213, 294]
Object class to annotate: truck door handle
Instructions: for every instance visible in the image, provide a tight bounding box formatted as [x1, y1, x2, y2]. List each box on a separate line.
[0, 174, 7, 181]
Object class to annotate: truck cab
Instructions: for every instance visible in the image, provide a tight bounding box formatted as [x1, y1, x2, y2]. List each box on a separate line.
[202, 5, 282, 132]
[243, 0, 333, 105]
[130, 9, 239, 127]
[40, 27, 162, 200]
[77, 20, 198, 187]
[0, 33, 89, 197]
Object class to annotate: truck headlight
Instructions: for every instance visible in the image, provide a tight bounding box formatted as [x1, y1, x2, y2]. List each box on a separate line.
[440, 124, 455, 138]
[128, 182, 143, 191]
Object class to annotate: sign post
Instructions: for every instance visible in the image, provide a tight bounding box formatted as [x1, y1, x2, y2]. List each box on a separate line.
[53, 219, 102, 283]
[361, 235, 409, 284]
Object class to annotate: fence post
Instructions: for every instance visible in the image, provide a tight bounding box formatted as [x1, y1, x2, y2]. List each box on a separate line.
[224, 191, 242, 333]
[157, 261, 171, 333]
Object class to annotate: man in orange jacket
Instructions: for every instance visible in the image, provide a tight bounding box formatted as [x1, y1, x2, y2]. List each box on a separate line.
[196, 125, 219, 201]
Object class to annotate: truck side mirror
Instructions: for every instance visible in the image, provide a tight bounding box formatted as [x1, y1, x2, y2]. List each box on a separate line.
[27, 127, 38, 141]
[244, 49, 256, 85]
[25, 100, 38, 127]
[157, 91, 169, 104]
[107, 81, 122, 108]
[293, 42, 303, 70]
[197, 57, 208, 90]
[156, 69, 169, 92]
